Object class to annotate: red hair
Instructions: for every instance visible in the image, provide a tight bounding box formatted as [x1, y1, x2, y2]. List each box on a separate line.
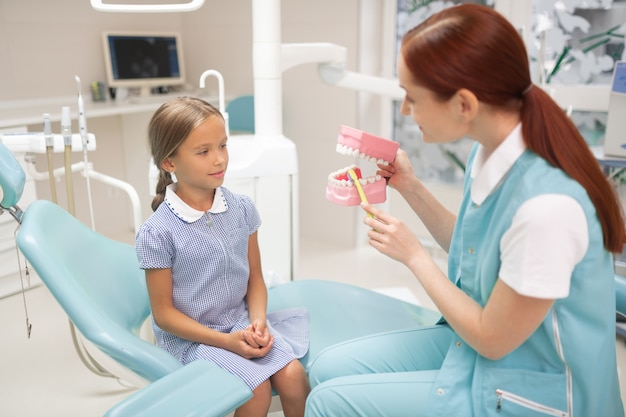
[401, 4, 625, 253]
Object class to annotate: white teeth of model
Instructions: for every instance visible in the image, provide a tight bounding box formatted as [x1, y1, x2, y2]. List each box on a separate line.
[367, 176, 376, 184]
[336, 144, 353, 156]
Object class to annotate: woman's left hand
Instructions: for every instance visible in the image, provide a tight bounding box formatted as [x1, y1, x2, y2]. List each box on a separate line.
[361, 203, 426, 266]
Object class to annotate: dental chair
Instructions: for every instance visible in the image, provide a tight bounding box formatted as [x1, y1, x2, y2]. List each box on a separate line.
[0, 143, 251, 417]
[0, 142, 439, 416]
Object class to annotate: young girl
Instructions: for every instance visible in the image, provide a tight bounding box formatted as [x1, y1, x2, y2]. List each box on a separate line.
[305, 4, 624, 417]
[136, 96, 310, 417]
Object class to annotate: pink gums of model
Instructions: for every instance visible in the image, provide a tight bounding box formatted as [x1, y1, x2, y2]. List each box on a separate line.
[326, 125, 400, 206]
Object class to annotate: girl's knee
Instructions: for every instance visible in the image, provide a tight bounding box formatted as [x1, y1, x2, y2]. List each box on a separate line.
[276, 360, 306, 379]
[273, 360, 310, 393]
[254, 379, 273, 397]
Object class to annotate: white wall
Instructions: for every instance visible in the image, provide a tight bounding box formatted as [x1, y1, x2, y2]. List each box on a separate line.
[0, 1, 185, 101]
[0, 0, 365, 248]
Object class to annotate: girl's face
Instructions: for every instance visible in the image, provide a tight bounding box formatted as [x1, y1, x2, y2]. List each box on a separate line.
[397, 54, 468, 144]
[165, 115, 229, 194]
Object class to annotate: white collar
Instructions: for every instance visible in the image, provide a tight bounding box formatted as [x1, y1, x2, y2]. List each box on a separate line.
[470, 123, 526, 205]
[164, 183, 228, 223]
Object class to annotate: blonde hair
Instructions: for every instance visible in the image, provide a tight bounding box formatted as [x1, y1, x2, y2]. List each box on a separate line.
[148, 96, 223, 211]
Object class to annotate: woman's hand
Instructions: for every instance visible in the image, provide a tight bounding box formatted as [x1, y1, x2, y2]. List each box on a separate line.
[361, 203, 427, 267]
[377, 148, 416, 193]
[362, 204, 555, 360]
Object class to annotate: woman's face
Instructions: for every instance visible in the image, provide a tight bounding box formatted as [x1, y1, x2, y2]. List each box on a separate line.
[165, 115, 229, 193]
[397, 54, 468, 144]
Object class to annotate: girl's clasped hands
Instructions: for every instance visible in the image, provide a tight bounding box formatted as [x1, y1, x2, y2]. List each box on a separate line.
[231, 320, 274, 359]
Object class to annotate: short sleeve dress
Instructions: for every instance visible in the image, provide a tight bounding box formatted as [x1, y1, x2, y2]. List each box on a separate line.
[136, 184, 309, 390]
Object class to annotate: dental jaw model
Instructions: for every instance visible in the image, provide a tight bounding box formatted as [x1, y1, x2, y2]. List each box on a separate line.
[326, 125, 399, 206]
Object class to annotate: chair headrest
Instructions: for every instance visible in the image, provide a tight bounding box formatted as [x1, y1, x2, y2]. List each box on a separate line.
[0, 142, 26, 209]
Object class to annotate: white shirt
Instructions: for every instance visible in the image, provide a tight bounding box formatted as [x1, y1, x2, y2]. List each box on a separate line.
[469, 123, 588, 299]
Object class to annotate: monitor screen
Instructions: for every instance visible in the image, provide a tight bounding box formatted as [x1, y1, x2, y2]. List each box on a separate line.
[102, 31, 185, 92]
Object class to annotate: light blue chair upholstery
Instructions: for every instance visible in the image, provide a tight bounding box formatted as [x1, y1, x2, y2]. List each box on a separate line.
[0, 145, 25, 209]
[16, 198, 183, 381]
[226, 95, 255, 133]
[268, 280, 440, 373]
[104, 360, 251, 417]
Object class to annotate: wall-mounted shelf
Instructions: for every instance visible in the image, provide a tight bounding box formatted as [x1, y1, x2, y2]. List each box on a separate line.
[0, 93, 216, 129]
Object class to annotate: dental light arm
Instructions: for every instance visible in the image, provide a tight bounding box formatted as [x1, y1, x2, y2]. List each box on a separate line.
[318, 63, 404, 100]
[280, 42, 404, 100]
[280, 43, 347, 72]
[89, 0, 204, 13]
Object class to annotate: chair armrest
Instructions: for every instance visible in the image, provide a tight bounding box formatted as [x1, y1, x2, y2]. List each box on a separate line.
[104, 360, 252, 417]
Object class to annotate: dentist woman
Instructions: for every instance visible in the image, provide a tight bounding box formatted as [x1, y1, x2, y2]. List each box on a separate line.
[305, 4, 625, 417]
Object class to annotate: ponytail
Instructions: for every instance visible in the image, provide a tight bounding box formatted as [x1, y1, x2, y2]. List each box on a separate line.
[521, 86, 626, 253]
[151, 170, 173, 212]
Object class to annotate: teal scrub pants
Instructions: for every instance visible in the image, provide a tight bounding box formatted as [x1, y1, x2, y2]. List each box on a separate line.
[305, 325, 453, 417]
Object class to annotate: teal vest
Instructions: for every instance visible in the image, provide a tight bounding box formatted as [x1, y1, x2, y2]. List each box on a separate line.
[425, 145, 624, 417]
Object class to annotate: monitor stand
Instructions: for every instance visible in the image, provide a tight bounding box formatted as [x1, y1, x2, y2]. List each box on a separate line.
[138, 86, 153, 97]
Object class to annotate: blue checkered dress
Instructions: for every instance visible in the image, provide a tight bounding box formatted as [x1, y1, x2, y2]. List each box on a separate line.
[136, 184, 309, 389]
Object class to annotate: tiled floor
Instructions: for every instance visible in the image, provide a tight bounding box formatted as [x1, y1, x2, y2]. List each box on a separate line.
[0, 238, 624, 416]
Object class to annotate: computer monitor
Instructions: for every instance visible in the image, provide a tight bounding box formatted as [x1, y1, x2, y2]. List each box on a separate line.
[102, 31, 186, 96]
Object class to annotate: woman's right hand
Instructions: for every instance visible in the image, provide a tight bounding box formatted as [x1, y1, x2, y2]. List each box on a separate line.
[377, 148, 416, 193]
[227, 329, 274, 359]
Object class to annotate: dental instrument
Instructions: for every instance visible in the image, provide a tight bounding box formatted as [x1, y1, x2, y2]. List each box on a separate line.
[347, 168, 374, 218]
[61, 106, 76, 215]
[43, 113, 57, 204]
[75, 75, 89, 149]
[75, 75, 96, 229]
